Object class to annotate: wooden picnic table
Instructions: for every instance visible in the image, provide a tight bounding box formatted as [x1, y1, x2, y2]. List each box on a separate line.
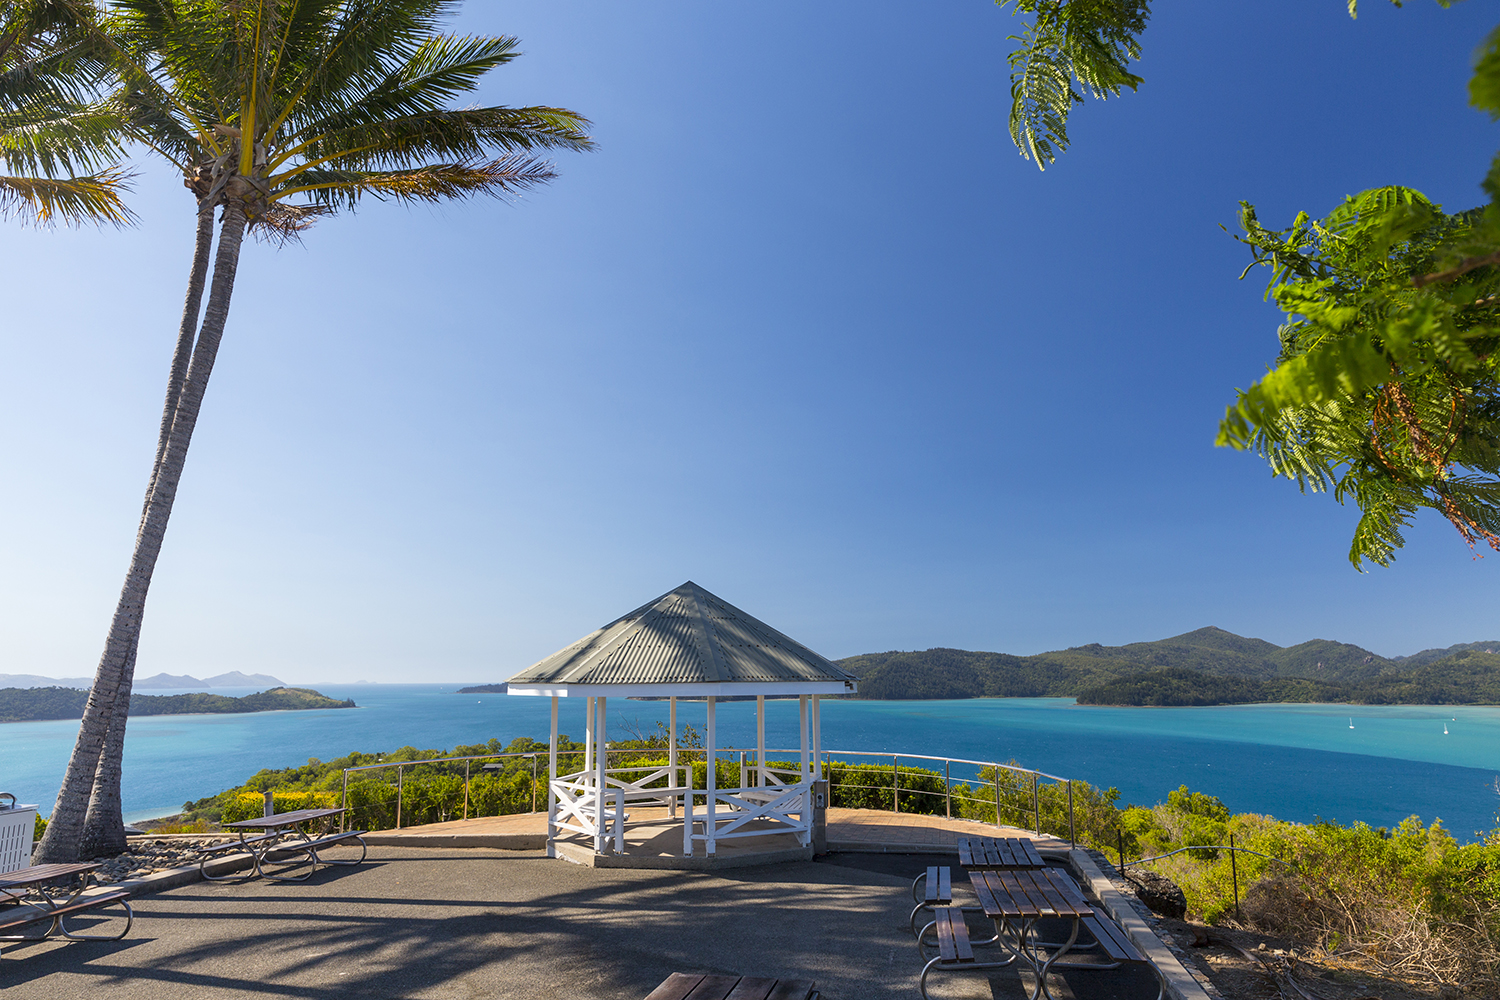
[969, 868, 1094, 1000]
[224, 807, 346, 836]
[0, 862, 133, 954]
[206, 808, 366, 883]
[644, 972, 817, 1000]
[957, 835, 1048, 870]
[0, 863, 99, 909]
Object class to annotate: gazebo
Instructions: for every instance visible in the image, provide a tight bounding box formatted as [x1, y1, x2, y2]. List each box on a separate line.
[505, 581, 858, 861]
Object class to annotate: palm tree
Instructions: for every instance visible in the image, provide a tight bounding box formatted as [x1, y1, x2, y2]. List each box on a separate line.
[1, 0, 132, 226]
[36, 0, 594, 862]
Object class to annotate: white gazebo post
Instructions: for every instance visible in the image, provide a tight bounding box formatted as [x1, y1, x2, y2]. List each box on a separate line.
[668, 696, 678, 818]
[583, 696, 595, 782]
[547, 696, 559, 857]
[755, 694, 765, 788]
[705, 694, 717, 855]
[812, 694, 822, 780]
[595, 696, 608, 854]
[799, 694, 809, 780]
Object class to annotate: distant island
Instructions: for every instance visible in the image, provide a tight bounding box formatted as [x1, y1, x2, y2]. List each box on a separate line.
[457, 684, 507, 694]
[837, 628, 1500, 706]
[0, 686, 355, 723]
[0, 669, 285, 690]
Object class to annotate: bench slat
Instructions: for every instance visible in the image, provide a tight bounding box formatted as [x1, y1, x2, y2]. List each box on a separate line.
[1082, 914, 1144, 963]
[723, 976, 778, 1000]
[1018, 869, 1090, 918]
[0, 891, 130, 932]
[938, 866, 950, 901]
[1021, 839, 1047, 867]
[263, 831, 365, 857]
[683, 973, 741, 999]
[644, 973, 704, 1000]
[762, 980, 817, 1000]
[934, 907, 973, 963]
[988, 872, 1041, 918]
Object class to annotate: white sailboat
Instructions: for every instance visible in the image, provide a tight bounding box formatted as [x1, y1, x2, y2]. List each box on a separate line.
[1349, 718, 1355, 729]
[1443, 724, 1449, 735]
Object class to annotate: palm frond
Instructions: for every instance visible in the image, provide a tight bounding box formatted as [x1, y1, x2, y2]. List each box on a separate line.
[281, 154, 557, 209]
[0, 165, 133, 226]
[276, 104, 592, 176]
[0, 99, 128, 174]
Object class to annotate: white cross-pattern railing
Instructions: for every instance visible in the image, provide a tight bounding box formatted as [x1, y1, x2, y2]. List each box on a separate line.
[683, 782, 811, 856]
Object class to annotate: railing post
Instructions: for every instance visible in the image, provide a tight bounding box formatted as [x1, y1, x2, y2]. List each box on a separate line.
[994, 769, 1001, 830]
[945, 760, 951, 819]
[532, 754, 539, 813]
[464, 760, 470, 821]
[1067, 781, 1075, 848]
[396, 765, 404, 830]
[340, 771, 348, 832]
[893, 755, 899, 814]
[1032, 772, 1040, 835]
[1230, 832, 1241, 920]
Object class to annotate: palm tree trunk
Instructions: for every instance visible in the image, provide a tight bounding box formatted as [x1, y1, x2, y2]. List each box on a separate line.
[34, 202, 248, 863]
[79, 647, 134, 858]
[76, 205, 217, 858]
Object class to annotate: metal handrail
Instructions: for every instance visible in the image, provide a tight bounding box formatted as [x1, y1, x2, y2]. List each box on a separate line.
[1123, 845, 1287, 868]
[337, 745, 1078, 846]
[1117, 833, 1284, 919]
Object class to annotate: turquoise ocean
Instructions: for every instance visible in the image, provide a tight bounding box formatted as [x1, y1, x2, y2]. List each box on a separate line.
[3, 686, 1497, 840]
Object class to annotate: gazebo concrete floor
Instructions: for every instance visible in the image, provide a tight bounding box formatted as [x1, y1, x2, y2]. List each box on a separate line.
[365, 806, 1072, 865]
[1, 845, 1157, 1000]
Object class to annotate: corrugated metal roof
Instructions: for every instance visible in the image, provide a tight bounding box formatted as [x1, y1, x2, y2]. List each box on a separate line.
[505, 581, 857, 689]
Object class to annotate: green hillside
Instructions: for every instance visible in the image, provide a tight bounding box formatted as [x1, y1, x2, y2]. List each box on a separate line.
[0, 686, 356, 723]
[837, 629, 1500, 706]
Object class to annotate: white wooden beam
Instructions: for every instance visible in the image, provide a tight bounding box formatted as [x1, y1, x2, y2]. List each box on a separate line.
[706, 695, 717, 855]
[756, 694, 765, 788]
[799, 695, 808, 780]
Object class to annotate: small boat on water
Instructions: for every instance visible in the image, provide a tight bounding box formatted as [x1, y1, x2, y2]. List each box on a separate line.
[1444, 724, 1449, 735]
[1349, 718, 1355, 729]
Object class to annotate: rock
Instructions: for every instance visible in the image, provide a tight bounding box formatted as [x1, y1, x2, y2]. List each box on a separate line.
[1122, 869, 1187, 919]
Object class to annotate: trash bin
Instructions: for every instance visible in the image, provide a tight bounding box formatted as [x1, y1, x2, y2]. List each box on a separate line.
[0, 794, 39, 871]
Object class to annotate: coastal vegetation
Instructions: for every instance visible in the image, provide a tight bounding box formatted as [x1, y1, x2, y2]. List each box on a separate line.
[839, 626, 1500, 705]
[0, 686, 354, 723]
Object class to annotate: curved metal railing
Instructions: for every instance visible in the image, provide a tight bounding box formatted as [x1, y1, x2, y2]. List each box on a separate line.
[337, 745, 1080, 845]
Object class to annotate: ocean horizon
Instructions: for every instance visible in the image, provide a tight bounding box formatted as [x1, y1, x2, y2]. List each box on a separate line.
[4, 686, 1496, 839]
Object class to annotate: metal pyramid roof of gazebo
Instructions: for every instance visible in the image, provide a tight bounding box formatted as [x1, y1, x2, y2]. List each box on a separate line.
[505, 581, 857, 697]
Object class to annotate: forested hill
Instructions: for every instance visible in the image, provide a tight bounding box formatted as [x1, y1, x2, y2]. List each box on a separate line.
[0, 687, 356, 723]
[836, 628, 1500, 705]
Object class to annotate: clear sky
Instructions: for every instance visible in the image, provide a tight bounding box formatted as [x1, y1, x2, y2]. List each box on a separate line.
[3, 1, 1498, 684]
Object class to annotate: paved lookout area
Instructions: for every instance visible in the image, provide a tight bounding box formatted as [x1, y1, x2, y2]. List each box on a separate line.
[1, 846, 1158, 1000]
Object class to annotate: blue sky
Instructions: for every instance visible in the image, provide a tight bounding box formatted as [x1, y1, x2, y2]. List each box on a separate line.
[3, 1, 1499, 684]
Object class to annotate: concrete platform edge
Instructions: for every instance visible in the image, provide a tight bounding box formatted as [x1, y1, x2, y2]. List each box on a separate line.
[1068, 848, 1211, 1000]
[360, 833, 546, 850]
[553, 840, 813, 870]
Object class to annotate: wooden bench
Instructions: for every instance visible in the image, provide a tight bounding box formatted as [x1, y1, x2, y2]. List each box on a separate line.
[258, 830, 368, 881]
[199, 833, 283, 881]
[0, 891, 132, 956]
[200, 829, 367, 883]
[916, 906, 1016, 1000]
[644, 971, 818, 999]
[909, 865, 953, 936]
[1046, 912, 1166, 1000]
